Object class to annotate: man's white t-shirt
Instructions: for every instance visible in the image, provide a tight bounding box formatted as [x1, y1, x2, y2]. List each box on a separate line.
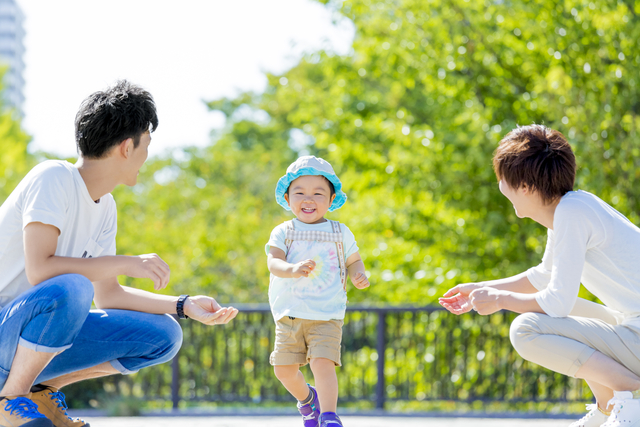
[0, 160, 117, 308]
[527, 190, 640, 322]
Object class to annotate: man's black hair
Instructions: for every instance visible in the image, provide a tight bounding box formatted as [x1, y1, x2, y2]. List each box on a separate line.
[75, 80, 158, 159]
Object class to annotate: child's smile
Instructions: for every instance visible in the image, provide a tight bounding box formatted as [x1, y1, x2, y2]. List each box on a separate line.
[284, 175, 337, 224]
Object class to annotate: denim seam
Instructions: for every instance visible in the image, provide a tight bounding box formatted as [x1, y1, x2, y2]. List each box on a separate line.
[18, 337, 72, 353]
[110, 359, 139, 375]
[36, 298, 58, 345]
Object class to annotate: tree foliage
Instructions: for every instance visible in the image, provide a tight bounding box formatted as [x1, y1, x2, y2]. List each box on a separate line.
[0, 71, 33, 200]
[116, 0, 640, 304]
[5, 0, 640, 306]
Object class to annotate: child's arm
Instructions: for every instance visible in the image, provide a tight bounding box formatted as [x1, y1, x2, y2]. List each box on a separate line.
[267, 247, 316, 279]
[346, 252, 369, 289]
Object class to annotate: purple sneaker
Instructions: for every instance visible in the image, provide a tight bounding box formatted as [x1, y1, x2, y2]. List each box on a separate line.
[319, 412, 343, 427]
[297, 385, 321, 427]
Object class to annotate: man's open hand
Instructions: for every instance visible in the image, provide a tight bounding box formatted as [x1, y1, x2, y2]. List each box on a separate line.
[183, 295, 238, 326]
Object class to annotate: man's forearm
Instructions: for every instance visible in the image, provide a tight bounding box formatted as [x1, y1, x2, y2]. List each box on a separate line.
[26, 255, 133, 286]
[94, 281, 178, 314]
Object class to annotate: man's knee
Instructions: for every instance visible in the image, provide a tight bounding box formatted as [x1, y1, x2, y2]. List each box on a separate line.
[43, 274, 94, 314]
[149, 314, 183, 363]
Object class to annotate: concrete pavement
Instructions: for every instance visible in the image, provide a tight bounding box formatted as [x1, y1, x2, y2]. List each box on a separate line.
[83, 415, 576, 426]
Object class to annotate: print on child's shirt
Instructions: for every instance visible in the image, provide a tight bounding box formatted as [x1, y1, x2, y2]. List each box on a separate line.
[288, 240, 341, 298]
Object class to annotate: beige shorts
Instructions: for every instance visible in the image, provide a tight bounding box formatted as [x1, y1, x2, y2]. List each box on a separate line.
[269, 317, 344, 367]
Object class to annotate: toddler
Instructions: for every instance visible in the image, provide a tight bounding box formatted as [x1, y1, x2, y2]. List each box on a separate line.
[266, 156, 369, 427]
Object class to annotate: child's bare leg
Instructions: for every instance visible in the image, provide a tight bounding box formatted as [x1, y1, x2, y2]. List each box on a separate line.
[274, 364, 309, 401]
[310, 357, 338, 412]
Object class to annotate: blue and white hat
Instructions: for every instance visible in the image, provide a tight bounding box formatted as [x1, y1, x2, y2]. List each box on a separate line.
[275, 156, 348, 212]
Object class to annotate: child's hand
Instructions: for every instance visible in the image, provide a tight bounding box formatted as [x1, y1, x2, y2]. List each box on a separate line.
[351, 271, 370, 289]
[291, 259, 316, 278]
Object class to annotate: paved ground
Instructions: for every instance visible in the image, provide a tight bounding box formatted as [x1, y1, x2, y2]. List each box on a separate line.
[82, 415, 576, 427]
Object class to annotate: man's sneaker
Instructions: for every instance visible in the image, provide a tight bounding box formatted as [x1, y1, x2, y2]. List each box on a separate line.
[569, 403, 608, 427]
[296, 385, 321, 427]
[30, 386, 89, 427]
[603, 391, 640, 427]
[0, 395, 53, 427]
[319, 412, 343, 427]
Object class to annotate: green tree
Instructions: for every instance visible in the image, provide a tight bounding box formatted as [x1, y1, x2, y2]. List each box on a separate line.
[55, 0, 640, 408]
[97, 0, 640, 307]
[0, 70, 32, 200]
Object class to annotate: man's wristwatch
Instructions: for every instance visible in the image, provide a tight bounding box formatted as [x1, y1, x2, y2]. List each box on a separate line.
[176, 295, 190, 319]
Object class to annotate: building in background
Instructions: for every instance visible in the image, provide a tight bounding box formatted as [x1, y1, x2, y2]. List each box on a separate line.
[0, 0, 24, 115]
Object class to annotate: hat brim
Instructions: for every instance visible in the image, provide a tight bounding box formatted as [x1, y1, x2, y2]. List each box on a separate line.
[275, 167, 347, 212]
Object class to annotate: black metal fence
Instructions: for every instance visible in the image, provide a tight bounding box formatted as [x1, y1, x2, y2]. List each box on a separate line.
[88, 305, 591, 408]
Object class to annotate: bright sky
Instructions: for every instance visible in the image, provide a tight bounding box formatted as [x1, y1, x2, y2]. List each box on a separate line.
[18, 0, 354, 158]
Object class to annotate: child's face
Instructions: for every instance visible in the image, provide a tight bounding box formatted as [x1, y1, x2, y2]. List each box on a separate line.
[284, 175, 336, 224]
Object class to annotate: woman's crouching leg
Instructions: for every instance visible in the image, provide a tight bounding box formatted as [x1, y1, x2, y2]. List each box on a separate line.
[509, 312, 597, 377]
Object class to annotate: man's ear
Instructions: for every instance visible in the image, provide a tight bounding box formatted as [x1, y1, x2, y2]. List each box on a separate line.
[119, 138, 134, 159]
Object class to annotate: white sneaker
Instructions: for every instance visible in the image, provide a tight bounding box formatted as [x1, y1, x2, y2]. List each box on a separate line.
[603, 391, 640, 427]
[569, 403, 608, 427]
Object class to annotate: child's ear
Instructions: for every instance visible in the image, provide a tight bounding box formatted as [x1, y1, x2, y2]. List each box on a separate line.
[284, 193, 291, 206]
[330, 194, 336, 204]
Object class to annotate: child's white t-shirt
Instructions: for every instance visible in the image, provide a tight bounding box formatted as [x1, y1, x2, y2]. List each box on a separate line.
[527, 190, 640, 323]
[0, 160, 117, 308]
[266, 218, 359, 321]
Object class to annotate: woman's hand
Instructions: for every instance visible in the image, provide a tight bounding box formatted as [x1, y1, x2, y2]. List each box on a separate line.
[468, 287, 508, 315]
[438, 283, 483, 315]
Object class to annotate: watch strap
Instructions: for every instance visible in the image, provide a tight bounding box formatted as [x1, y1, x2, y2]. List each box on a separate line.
[176, 294, 190, 319]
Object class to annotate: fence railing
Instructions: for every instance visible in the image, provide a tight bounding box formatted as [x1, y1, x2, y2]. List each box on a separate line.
[77, 305, 592, 409]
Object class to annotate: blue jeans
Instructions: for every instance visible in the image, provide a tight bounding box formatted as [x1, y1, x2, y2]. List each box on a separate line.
[0, 274, 183, 390]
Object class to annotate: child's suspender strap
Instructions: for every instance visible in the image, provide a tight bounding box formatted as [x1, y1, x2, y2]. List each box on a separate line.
[284, 220, 295, 254]
[331, 220, 347, 290]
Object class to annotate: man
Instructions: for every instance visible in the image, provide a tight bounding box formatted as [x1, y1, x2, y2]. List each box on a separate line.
[440, 124, 640, 427]
[0, 80, 238, 427]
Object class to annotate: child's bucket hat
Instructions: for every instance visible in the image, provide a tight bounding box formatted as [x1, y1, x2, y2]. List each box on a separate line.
[276, 156, 347, 212]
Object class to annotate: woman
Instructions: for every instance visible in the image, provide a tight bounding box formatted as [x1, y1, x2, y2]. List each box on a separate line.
[440, 124, 640, 427]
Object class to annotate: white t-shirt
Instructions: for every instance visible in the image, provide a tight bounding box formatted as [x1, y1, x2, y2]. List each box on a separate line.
[527, 190, 640, 322]
[0, 160, 117, 308]
[266, 219, 359, 321]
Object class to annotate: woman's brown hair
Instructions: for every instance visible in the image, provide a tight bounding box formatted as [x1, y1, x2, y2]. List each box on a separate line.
[493, 124, 576, 204]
